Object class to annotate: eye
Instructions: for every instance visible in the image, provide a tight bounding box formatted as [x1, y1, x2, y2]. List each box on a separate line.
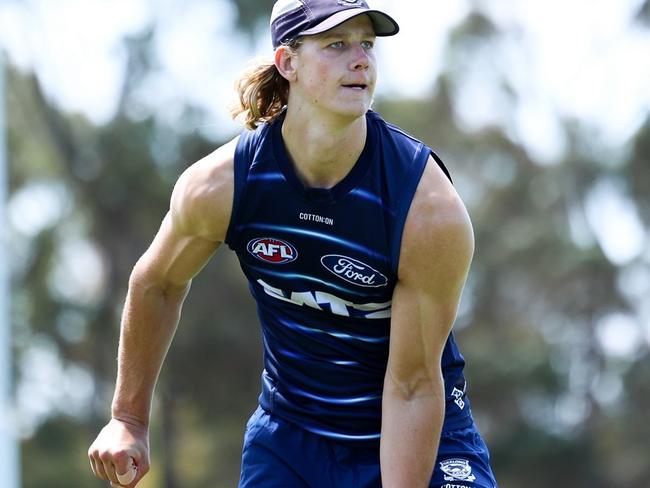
[361, 40, 375, 50]
[329, 41, 345, 49]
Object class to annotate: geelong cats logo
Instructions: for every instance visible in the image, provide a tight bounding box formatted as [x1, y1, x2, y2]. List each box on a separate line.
[321, 255, 388, 288]
[440, 459, 476, 482]
[247, 237, 298, 264]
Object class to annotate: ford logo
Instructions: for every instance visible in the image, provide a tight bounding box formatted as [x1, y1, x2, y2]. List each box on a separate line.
[320, 255, 388, 288]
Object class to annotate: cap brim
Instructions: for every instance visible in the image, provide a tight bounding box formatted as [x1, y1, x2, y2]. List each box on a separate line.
[299, 9, 399, 37]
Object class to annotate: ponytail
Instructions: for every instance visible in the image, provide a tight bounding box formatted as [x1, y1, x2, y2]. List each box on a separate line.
[231, 41, 301, 130]
[231, 61, 286, 130]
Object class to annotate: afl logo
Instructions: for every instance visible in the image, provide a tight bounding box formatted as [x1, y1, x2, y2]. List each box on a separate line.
[247, 237, 298, 264]
[321, 255, 388, 288]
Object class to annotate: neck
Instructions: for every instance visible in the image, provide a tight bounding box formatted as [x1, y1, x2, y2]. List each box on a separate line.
[281, 105, 367, 189]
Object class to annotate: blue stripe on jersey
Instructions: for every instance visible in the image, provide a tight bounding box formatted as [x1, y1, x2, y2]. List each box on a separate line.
[286, 385, 381, 405]
[246, 263, 367, 297]
[331, 360, 359, 366]
[349, 188, 396, 216]
[237, 223, 388, 263]
[249, 172, 285, 182]
[301, 426, 381, 441]
[275, 347, 360, 367]
[274, 314, 389, 344]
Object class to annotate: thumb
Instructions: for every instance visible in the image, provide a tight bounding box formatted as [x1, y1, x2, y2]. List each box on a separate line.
[115, 456, 137, 486]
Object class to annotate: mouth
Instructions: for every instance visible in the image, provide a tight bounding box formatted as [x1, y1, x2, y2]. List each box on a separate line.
[341, 83, 368, 91]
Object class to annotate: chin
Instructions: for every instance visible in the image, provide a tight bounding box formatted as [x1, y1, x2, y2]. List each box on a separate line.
[331, 101, 372, 120]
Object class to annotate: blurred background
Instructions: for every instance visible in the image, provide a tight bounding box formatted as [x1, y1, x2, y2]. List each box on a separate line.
[1, 0, 649, 486]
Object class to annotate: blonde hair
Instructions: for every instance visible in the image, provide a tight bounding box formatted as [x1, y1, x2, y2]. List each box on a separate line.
[231, 41, 301, 130]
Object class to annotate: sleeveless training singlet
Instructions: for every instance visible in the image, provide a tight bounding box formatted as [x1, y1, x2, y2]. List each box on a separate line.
[225, 110, 472, 443]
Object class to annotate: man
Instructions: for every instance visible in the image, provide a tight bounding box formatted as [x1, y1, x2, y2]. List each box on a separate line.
[88, 1, 498, 486]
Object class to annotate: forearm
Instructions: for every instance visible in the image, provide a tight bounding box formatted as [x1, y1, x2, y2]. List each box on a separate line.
[380, 375, 445, 488]
[111, 274, 190, 426]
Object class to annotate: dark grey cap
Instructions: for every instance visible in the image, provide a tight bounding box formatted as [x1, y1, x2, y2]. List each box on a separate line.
[270, 0, 399, 48]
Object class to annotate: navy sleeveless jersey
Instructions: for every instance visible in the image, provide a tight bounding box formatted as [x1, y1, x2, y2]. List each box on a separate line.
[225, 110, 472, 442]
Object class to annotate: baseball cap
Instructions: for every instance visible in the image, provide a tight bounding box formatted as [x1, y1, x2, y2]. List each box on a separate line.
[270, 0, 399, 49]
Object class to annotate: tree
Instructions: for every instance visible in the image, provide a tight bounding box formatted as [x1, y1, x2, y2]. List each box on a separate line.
[7, 2, 649, 487]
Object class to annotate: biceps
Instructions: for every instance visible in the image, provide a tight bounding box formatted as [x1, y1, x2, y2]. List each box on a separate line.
[132, 213, 220, 288]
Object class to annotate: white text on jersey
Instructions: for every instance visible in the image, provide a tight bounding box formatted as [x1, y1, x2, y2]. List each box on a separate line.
[299, 213, 334, 226]
[257, 279, 391, 319]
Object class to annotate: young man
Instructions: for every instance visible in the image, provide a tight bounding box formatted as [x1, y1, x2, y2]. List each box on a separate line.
[88, 1, 498, 487]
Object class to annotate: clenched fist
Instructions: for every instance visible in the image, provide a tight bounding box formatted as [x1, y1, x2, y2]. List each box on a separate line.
[88, 418, 150, 487]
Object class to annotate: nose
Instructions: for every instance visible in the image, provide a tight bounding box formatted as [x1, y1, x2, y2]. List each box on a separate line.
[350, 43, 370, 71]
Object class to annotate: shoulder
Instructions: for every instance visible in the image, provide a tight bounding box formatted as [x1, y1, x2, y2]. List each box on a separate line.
[369, 112, 452, 181]
[368, 111, 422, 150]
[398, 155, 474, 292]
[170, 137, 239, 242]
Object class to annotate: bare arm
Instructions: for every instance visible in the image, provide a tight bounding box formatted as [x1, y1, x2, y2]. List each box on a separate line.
[89, 138, 236, 487]
[380, 156, 475, 487]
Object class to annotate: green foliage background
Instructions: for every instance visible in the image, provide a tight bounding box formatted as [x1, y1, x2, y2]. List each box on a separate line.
[5, 1, 650, 487]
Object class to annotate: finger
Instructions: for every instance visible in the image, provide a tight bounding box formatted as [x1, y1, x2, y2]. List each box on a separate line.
[90, 451, 109, 480]
[88, 448, 102, 479]
[88, 451, 97, 477]
[105, 463, 119, 485]
[98, 453, 119, 484]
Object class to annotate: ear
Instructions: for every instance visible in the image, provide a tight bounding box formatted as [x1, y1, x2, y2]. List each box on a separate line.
[274, 46, 298, 83]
